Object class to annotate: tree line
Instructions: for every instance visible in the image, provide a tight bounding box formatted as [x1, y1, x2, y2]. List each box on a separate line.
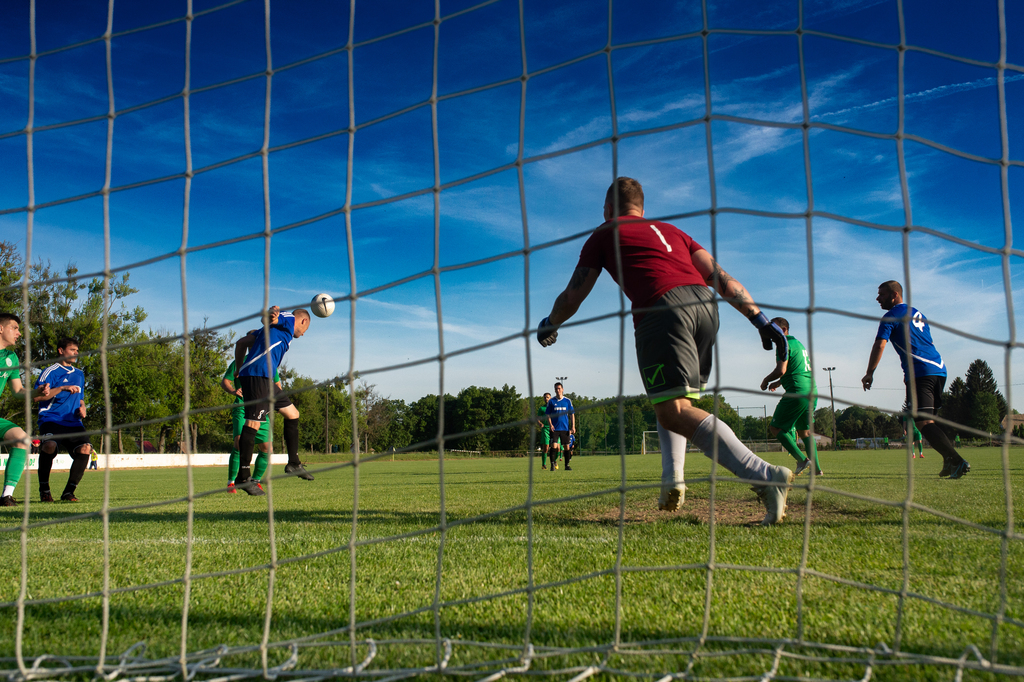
[0, 242, 1012, 454]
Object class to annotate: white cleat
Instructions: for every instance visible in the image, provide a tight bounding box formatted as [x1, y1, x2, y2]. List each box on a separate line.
[658, 484, 686, 512]
[755, 465, 794, 526]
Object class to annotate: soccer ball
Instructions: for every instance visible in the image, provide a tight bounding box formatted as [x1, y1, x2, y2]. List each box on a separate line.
[310, 293, 335, 318]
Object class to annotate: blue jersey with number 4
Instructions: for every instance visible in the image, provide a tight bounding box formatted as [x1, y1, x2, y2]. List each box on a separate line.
[876, 303, 946, 380]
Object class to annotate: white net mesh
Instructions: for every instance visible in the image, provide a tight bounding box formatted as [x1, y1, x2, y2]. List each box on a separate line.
[1, 0, 1022, 679]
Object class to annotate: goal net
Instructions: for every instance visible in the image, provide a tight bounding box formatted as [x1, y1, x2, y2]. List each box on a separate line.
[1, 0, 1021, 680]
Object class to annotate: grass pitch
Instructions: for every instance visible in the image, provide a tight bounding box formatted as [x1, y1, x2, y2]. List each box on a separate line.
[1, 447, 1022, 680]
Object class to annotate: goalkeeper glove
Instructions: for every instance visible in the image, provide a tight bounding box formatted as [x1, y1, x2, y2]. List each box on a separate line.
[537, 317, 559, 347]
[751, 312, 788, 355]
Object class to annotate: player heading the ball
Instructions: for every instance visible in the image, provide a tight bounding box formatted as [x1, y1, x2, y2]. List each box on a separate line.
[233, 306, 314, 495]
[536, 177, 794, 525]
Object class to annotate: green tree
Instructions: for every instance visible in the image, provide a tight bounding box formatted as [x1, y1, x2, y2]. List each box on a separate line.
[406, 394, 441, 450]
[814, 407, 834, 441]
[964, 359, 1006, 434]
[939, 376, 969, 437]
[366, 397, 412, 452]
[488, 384, 528, 451]
[741, 415, 764, 441]
[690, 394, 741, 432]
[569, 394, 610, 453]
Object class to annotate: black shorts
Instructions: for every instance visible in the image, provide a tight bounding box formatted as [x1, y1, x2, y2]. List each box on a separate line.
[551, 430, 570, 447]
[634, 285, 718, 403]
[906, 374, 945, 418]
[239, 375, 293, 422]
[38, 422, 92, 455]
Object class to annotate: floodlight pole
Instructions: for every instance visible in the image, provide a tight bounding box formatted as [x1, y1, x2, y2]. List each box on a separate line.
[823, 367, 837, 450]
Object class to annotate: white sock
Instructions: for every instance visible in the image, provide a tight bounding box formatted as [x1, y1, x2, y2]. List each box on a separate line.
[2, 485, 14, 497]
[691, 415, 772, 482]
[657, 421, 686, 489]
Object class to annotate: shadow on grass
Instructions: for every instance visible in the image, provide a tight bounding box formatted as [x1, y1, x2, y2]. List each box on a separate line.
[4, 600, 1021, 676]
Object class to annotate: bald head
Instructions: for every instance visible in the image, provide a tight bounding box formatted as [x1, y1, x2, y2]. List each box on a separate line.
[293, 309, 311, 337]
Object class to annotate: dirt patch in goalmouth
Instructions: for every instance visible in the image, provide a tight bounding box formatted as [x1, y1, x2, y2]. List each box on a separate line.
[580, 492, 888, 527]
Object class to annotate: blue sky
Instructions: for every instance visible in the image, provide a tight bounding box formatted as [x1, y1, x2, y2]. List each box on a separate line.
[0, 0, 1021, 419]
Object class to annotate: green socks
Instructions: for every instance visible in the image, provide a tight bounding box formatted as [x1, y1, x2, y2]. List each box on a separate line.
[802, 435, 821, 472]
[3, 447, 27, 490]
[253, 452, 269, 482]
[231, 449, 269, 482]
[777, 429, 807, 464]
[228, 449, 240, 483]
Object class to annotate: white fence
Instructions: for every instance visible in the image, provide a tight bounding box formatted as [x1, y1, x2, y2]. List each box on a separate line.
[0, 453, 291, 471]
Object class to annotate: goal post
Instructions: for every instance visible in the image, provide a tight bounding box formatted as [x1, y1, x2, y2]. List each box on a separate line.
[641, 430, 659, 455]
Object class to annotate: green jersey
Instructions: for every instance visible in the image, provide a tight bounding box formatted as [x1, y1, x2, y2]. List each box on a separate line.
[0, 348, 19, 396]
[779, 335, 815, 394]
[537, 404, 551, 433]
[224, 360, 280, 405]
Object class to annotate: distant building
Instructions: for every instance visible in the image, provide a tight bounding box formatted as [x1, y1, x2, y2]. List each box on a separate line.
[1000, 414, 1024, 431]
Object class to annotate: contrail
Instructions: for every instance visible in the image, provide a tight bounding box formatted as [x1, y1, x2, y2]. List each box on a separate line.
[812, 73, 1024, 120]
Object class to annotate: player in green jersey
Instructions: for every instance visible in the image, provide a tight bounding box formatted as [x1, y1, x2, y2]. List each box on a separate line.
[760, 318, 822, 476]
[536, 392, 552, 469]
[0, 313, 54, 507]
[903, 410, 925, 458]
[221, 359, 279, 493]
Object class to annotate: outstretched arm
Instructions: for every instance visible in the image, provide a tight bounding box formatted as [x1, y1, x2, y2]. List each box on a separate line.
[549, 267, 600, 326]
[861, 338, 886, 390]
[691, 249, 760, 320]
[537, 266, 601, 347]
[691, 248, 786, 354]
[14, 377, 50, 400]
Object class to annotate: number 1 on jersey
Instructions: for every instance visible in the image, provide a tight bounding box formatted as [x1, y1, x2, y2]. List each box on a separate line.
[650, 225, 672, 252]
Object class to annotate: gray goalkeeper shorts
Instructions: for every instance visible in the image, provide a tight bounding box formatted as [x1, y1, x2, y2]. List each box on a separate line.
[634, 285, 718, 404]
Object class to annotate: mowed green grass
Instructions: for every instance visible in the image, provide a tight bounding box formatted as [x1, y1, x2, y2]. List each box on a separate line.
[1, 447, 1022, 680]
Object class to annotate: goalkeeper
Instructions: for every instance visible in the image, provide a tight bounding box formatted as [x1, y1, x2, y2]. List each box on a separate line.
[537, 178, 794, 525]
[221, 354, 280, 493]
[760, 318, 822, 476]
[233, 307, 314, 495]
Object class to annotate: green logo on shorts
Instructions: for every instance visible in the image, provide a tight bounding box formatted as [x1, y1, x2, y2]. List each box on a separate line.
[643, 364, 666, 388]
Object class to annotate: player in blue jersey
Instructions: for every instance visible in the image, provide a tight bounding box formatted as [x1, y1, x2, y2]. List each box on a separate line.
[861, 281, 968, 478]
[33, 338, 92, 502]
[545, 382, 575, 471]
[233, 307, 313, 494]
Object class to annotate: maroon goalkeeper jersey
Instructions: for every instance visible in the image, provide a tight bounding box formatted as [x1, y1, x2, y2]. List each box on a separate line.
[576, 216, 708, 322]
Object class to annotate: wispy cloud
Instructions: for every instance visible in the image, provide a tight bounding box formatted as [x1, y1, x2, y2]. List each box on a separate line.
[359, 297, 517, 341]
[813, 74, 1024, 121]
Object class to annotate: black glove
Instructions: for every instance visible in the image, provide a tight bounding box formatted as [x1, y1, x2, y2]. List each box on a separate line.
[537, 316, 559, 347]
[751, 312, 788, 355]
